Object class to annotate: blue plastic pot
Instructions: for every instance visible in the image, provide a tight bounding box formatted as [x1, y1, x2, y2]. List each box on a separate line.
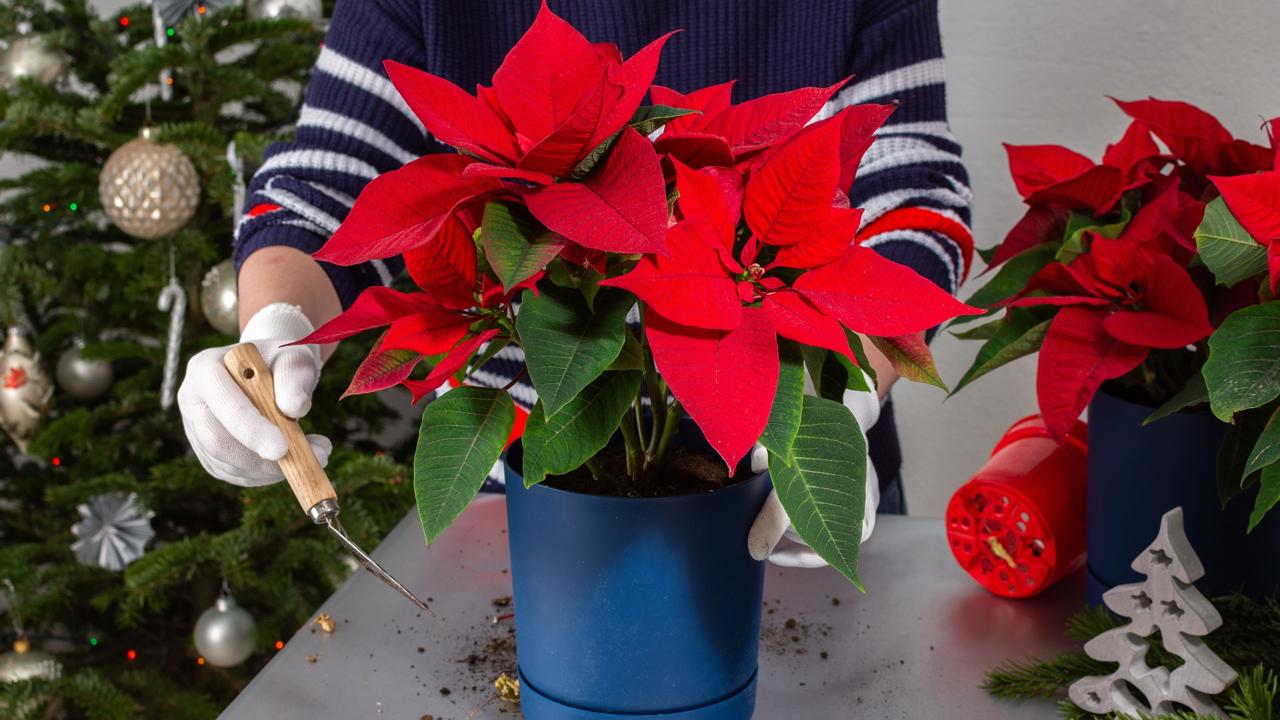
[504, 438, 770, 720]
[1085, 384, 1279, 605]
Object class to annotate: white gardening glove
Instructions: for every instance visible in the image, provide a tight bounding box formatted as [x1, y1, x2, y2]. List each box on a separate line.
[178, 302, 330, 487]
[747, 370, 882, 567]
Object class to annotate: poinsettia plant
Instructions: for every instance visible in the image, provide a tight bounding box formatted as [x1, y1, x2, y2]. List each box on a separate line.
[1199, 135, 1280, 530]
[954, 99, 1279, 526]
[295, 3, 977, 587]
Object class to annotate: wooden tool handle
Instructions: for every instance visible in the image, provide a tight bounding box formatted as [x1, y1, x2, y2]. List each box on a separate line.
[223, 343, 336, 518]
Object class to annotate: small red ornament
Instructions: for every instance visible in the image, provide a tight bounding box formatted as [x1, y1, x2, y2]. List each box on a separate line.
[3, 367, 28, 389]
[946, 415, 1088, 598]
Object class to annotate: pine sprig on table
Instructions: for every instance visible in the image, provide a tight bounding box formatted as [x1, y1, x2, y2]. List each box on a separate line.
[985, 600, 1280, 718]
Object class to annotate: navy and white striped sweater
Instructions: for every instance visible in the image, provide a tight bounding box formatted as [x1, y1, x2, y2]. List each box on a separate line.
[235, 0, 972, 497]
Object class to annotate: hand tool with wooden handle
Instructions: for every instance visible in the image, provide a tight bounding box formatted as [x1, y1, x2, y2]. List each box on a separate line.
[223, 343, 431, 615]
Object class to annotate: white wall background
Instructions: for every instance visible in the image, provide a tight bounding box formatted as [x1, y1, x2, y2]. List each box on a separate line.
[6, 0, 1280, 515]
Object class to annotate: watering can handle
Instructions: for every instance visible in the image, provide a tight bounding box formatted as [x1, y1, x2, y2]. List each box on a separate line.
[222, 343, 337, 521]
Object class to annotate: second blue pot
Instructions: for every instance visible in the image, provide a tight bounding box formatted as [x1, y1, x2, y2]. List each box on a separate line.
[504, 441, 771, 719]
[1086, 385, 1280, 605]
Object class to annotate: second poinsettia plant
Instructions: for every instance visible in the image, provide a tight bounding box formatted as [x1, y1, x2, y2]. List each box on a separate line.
[955, 98, 1280, 527]
[297, 3, 976, 587]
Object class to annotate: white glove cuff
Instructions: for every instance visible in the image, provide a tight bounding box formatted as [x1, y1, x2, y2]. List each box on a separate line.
[843, 370, 881, 431]
[240, 303, 322, 366]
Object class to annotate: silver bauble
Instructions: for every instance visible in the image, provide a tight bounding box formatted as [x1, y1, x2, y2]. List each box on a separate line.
[0, 639, 61, 683]
[0, 327, 53, 453]
[194, 594, 257, 667]
[199, 260, 240, 336]
[99, 128, 200, 239]
[0, 36, 68, 88]
[246, 0, 323, 21]
[56, 341, 114, 400]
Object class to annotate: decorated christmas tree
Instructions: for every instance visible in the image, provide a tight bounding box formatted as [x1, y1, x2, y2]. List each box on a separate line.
[0, 2, 412, 716]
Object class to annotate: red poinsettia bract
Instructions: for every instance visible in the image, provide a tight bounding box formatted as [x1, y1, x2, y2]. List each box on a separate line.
[1009, 187, 1214, 440]
[311, 1, 673, 268]
[991, 98, 1274, 271]
[604, 110, 978, 469]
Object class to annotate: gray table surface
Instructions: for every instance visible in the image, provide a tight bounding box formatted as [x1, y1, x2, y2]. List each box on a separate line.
[221, 496, 1082, 719]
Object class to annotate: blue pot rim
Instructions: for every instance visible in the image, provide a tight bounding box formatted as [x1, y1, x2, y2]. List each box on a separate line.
[505, 441, 768, 506]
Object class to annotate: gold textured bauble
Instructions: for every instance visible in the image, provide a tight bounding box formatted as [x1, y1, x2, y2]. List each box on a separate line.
[0, 327, 53, 453]
[199, 260, 240, 336]
[0, 35, 68, 88]
[99, 128, 200, 239]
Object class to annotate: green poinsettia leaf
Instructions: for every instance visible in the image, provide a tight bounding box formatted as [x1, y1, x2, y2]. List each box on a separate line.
[1196, 197, 1269, 288]
[768, 395, 867, 590]
[414, 387, 515, 544]
[1244, 407, 1280, 479]
[1204, 302, 1280, 421]
[1216, 405, 1270, 508]
[1056, 208, 1129, 264]
[628, 104, 698, 136]
[606, 327, 644, 372]
[1250, 464, 1280, 532]
[951, 317, 1004, 341]
[520, 371, 641, 487]
[516, 285, 633, 418]
[870, 334, 946, 390]
[759, 340, 804, 466]
[951, 311, 1050, 396]
[1143, 373, 1209, 426]
[342, 340, 420, 399]
[481, 201, 565, 291]
[567, 106, 694, 180]
[844, 329, 876, 390]
[957, 244, 1057, 323]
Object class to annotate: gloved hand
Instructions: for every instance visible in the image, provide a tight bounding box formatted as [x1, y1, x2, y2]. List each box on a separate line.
[747, 371, 881, 567]
[179, 302, 330, 486]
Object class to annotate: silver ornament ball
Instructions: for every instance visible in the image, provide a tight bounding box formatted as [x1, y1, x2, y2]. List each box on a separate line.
[56, 341, 114, 400]
[0, 36, 68, 88]
[99, 128, 201, 240]
[246, 0, 323, 22]
[200, 260, 240, 336]
[0, 640, 61, 683]
[194, 594, 257, 667]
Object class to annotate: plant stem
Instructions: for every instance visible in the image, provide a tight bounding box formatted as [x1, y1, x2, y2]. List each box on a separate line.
[584, 456, 605, 483]
[653, 399, 682, 468]
[644, 351, 666, 458]
[620, 412, 643, 481]
[633, 398, 648, 456]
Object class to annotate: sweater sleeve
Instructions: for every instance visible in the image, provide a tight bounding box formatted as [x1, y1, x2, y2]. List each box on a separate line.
[830, 0, 973, 295]
[233, 0, 426, 308]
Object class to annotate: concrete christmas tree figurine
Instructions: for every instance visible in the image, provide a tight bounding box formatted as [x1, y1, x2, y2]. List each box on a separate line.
[1069, 507, 1237, 718]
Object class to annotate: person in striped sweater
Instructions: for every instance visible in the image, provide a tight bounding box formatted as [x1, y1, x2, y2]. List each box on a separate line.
[178, 0, 971, 544]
